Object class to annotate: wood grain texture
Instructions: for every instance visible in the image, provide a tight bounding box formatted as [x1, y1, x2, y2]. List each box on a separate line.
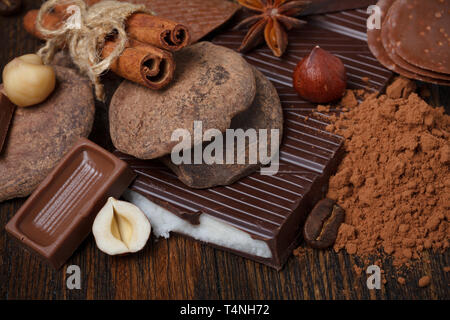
[0, 1, 449, 300]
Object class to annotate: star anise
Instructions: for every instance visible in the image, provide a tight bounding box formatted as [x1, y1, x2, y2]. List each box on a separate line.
[235, 0, 311, 57]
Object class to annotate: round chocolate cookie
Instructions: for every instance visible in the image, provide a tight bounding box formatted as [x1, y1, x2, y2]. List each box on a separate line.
[370, 0, 450, 85]
[380, 0, 450, 86]
[109, 42, 257, 160]
[387, 0, 450, 74]
[384, 0, 450, 81]
[367, 0, 397, 71]
[162, 67, 283, 189]
[0, 66, 95, 202]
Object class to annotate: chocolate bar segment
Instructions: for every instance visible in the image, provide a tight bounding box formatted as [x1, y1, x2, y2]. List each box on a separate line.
[5, 138, 136, 268]
[118, 149, 344, 269]
[308, 8, 372, 41]
[0, 89, 15, 154]
[301, 0, 376, 15]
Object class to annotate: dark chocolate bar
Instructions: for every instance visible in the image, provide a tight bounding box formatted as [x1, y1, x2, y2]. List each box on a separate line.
[308, 8, 372, 41]
[116, 9, 393, 269]
[301, 0, 376, 16]
[5, 138, 136, 268]
[0, 89, 15, 154]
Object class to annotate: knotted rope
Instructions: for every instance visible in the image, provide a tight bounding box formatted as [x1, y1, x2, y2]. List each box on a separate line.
[36, 0, 150, 101]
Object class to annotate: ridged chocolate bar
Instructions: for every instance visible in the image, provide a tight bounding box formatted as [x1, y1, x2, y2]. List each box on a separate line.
[116, 9, 393, 269]
[301, 0, 376, 16]
[308, 8, 373, 41]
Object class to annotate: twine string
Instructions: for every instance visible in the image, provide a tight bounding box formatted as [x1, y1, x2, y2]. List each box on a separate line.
[35, 0, 149, 101]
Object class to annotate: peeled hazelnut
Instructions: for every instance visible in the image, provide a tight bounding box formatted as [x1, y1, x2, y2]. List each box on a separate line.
[92, 197, 151, 255]
[293, 46, 347, 104]
[2, 53, 56, 107]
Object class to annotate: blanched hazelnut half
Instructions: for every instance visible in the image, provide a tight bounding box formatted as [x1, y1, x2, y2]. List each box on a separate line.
[2, 53, 56, 107]
[92, 197, 151, 255]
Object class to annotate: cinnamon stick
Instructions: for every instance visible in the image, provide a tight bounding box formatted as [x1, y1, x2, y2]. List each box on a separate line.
[103, 39, 175, 89]
[126, 13, 190, 52]
[51, 0, 190, 51]
[23, 10, 175, 90]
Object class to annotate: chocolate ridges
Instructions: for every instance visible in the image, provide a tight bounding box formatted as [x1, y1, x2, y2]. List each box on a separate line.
[116, 9, 393, 269]
[301, 0, 376, 16]
[308, 8, 372, 41]
[216, 14, 392, 100]
[6, 138, 136, 268]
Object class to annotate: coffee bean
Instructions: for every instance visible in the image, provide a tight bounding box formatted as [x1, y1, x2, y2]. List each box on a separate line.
[0, 0, 21, 16]
[303, 198, 345, 249]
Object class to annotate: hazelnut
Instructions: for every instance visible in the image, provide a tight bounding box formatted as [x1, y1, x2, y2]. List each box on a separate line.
[292, 46, 347, 103]
[92, 197, 151, 255]
[2, 53, 55, 107]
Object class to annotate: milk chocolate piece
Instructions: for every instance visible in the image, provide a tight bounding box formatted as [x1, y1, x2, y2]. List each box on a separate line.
[116, 8, 393, 269]
[5, 138, 136, 268]
[0, 90, 15, 154]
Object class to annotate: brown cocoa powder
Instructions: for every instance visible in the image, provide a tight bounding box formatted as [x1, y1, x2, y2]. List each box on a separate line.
[418, 276, 431, 287]
[325, 78, 449, 267]
[293, 246, 307, 259]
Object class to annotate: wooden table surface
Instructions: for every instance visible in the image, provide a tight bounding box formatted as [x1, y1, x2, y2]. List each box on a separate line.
[1, 1, 449, 300]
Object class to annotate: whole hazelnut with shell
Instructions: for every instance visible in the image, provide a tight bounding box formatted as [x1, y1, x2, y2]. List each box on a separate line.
[293, 46, 347, 104]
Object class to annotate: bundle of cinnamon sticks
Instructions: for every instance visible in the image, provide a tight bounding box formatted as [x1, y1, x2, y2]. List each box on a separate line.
[23, 0, 191, 90]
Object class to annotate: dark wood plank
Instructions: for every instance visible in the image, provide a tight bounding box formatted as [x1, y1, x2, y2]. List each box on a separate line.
[0, 0, 449, 300]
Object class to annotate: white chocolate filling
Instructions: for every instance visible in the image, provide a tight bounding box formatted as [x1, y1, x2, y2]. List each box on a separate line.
[123, 190, 272, 259]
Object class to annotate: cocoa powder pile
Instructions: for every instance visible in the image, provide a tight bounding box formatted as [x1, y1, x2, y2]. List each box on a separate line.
[325, 79, 450, 267]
